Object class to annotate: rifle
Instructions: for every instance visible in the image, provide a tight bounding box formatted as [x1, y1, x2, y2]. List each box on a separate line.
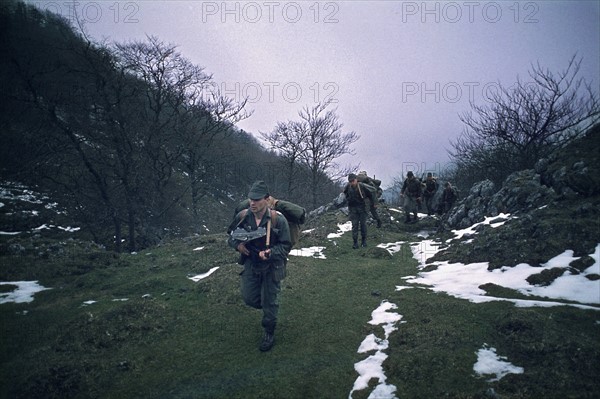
[230, 226, 271, 264]
[230, 226, 267, 242]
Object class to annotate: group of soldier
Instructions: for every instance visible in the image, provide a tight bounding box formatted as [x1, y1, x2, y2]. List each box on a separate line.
[344, 171, 458, 248]
[227, 175, 457, 352]
[400, 171, 457, 223]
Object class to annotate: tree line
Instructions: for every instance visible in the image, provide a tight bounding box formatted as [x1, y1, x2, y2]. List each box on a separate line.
[0, 0, 349, 251]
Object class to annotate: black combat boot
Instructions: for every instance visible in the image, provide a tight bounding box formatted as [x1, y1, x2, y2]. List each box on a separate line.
[361, 238, 367, 247]
[259, 331, 275, 352]
[376, 219, 382, 228]
[352, 239, 359, 249]
[412, 212, 419, 223]
[404, 214, 411, 223]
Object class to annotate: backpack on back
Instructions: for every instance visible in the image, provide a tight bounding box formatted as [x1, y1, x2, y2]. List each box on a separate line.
[233, 197, 306, 248]
[357, 171, 383, 200]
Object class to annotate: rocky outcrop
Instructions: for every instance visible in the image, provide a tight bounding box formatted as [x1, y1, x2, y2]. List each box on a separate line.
[446, 179, 496, 228]
[445, 127, 599, 229]
[537, 157, 600, 198]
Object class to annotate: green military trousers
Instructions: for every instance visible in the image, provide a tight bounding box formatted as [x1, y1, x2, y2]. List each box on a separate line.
[349, 206, 368, 241]
[240, 262, 282, 334]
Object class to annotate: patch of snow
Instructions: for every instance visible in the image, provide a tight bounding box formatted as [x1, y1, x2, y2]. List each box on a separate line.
[350, 301, 402, 399]
[450, 213, 514, 241]
[0, 281, 51, 304]
[327, 221, 352, 238]
[289, 247, 326, 259]
[377, 241, 405, 255]
[188, 267, 219, 282]
[474, 345, 524, 381]
[406, 243, 600, 309]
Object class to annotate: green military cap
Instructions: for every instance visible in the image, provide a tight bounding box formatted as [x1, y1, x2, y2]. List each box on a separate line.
[248, 180, 269, 200]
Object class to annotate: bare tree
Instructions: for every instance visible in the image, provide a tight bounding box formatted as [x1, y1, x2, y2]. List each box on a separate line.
[296, 102, 360, 209]
[114, 36, 251, 236]
[179, 84, 251, 227]
[260, 120, 308, 197]
[451, 55, 600, 186]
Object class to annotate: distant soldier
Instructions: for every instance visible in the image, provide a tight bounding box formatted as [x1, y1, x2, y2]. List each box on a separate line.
[423, 172, 439, 215]
[344, 173, 378, 249]
[442, 182, 457, 213]
[357, 171, 383, 229]
[400, 171, 422, 223]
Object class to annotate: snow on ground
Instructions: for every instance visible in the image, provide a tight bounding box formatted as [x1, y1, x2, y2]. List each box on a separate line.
[188, 267, 219, 282]
[377, 241, 405, 256]
[327, 221, 352, 238]
[403, 213, 600, 309]
[2, 208, 599, 397]
[474, 345, 524, 382]
[0, 182, 78, 234]
[449, 213, 513, 241]
[0, 281, 50, 304]
[406, 243, 600, 309]
[350, 301, 403, 399]
[289, 246, 326, 259]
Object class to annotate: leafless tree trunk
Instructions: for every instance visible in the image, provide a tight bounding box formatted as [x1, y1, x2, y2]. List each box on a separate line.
[297, 102, 360, 209]
[260, 120, 308, 197]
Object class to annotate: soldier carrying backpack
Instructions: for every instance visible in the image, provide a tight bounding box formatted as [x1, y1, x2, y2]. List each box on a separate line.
[227, 181, 293, 352]
[344, 173, 381, 249]
[423, 172, 439, 215]
[400, 171, 422, 223]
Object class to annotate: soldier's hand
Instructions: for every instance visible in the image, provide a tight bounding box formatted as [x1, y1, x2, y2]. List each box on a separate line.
[237, 243, 250, 256]
[259, 249, 271, 260]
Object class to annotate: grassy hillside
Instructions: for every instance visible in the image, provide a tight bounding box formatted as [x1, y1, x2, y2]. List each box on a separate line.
[1, 209, 598, 398]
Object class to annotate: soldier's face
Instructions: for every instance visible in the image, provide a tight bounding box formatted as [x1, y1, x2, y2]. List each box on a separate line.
[249, 197, 268, 213]
[350, 178, 358, 187]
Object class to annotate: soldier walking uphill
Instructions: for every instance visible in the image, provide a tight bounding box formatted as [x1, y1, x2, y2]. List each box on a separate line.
[423, 172, 439, 215]
[442, 182, 457, 214]
[228, 181, 291, 352]
[344, 173, 381, 249]
[400, 171, 422, 223]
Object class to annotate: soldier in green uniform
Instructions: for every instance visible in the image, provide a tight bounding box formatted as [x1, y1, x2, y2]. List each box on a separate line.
[442, 181, 457, 214]
[343, 173, 377, 249]
[423, 172, 439, 215]
[400, 171, 422, 223]
[228, 181, 292, 352]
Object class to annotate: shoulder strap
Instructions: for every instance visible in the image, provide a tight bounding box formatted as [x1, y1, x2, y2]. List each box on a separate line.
[266, 210, 278, 248]
[236, 208, 278, 247]
[237, 208, 278, 225]
[357, 183, 364, 198]
[235, 209, 248, 229]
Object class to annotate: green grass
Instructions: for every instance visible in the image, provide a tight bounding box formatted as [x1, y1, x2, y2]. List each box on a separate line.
[1, 223, 599, 398]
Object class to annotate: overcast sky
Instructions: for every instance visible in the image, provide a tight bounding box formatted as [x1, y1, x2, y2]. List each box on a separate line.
[30, 0, 600, 185]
